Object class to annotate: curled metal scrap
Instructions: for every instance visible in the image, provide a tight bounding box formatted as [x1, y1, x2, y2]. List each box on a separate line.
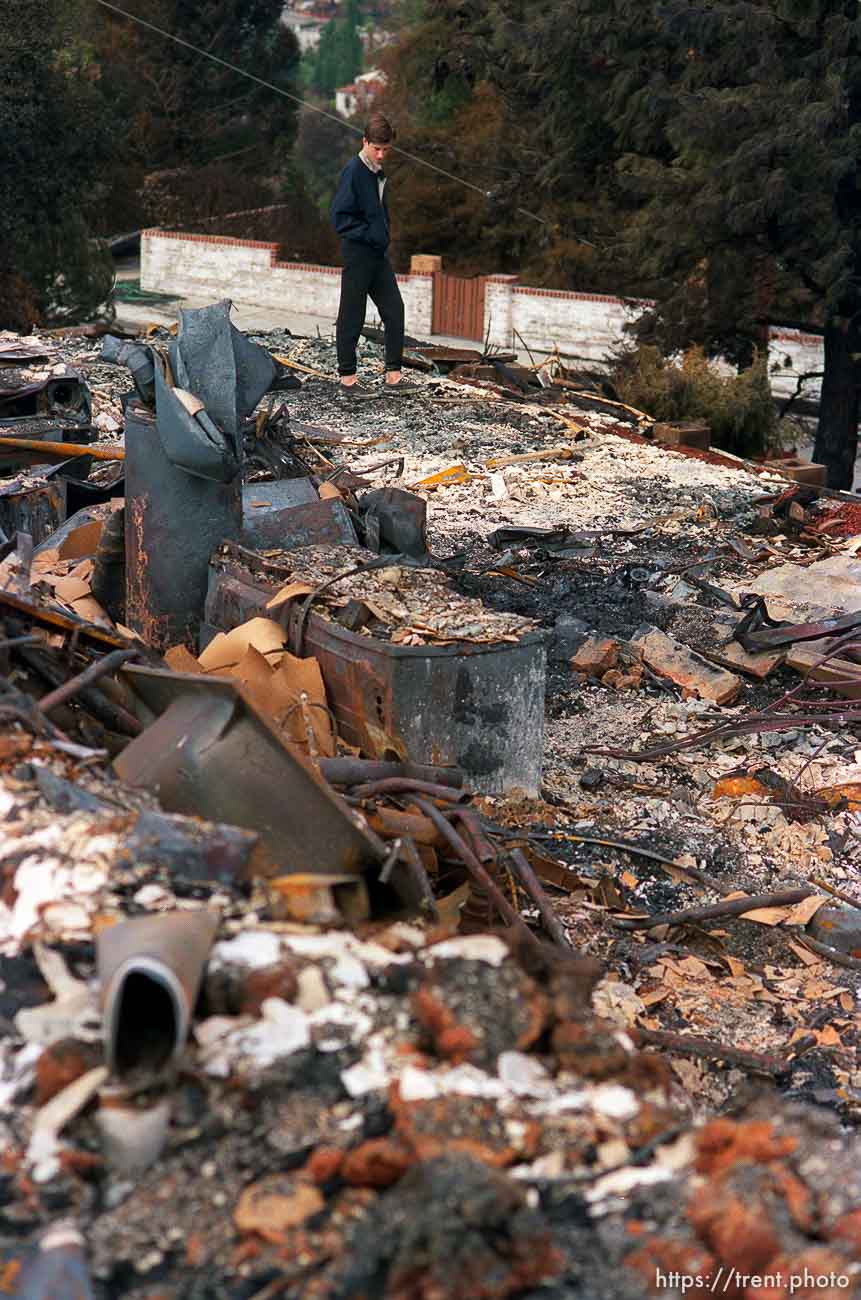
[152, 354, 238, 484]
[116, 666, 383, 881]
[733, 594, 861, 653]
[731, 593, 791, 651]
[169, 300, 276, 438]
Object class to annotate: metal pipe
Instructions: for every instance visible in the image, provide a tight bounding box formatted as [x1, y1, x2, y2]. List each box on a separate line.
[508, 847, 575, 952]
[349, 778, 467, 802]
[0, 434, 124, 461]
[0, 634, 43, 651]
[18, 643, 142, 737]
[412, 797, 541, 950]
[38, 648, 140, 717]
[319, 757, 464, 788]
[398, 835, 438, 917]
[98, 909, 220, 1083]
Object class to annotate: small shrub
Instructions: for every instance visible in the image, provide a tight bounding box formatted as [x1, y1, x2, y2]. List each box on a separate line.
[609, 345, 777, 458]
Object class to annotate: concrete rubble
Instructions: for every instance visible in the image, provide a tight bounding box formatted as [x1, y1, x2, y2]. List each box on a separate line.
[0, 312, 860, 1296]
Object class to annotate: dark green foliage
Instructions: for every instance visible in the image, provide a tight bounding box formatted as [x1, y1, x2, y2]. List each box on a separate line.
[295, 106, 358, 214]
[97, 0, 300, 173]
[0, 0, 116, 325]
[310, 0, 364, 97]
[561, 0, 861, 486]
[377, 0, 639, 288]
[612, 346, 777, 459]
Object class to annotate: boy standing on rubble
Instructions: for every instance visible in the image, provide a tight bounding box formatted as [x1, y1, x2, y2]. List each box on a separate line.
[330, 112, 412, 400]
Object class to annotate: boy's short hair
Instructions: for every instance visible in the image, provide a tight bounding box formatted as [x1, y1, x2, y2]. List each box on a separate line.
[364, 112, 394, 144]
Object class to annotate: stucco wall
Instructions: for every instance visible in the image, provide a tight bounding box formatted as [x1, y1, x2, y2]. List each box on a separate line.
[141, 231, 826, 387]
[140, 231, 433, 336]
[509, 288, 649, 364]
[767, 327, 824, 403]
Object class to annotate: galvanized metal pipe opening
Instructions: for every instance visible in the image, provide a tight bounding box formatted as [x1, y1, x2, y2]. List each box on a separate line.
[106, 959, 186, 1080]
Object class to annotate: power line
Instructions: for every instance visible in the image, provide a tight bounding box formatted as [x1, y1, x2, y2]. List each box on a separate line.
[91, 0, 546, 224]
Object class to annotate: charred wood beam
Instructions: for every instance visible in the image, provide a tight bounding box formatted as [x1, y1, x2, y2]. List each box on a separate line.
[38, 648, 141, 719]
[615, 887, 815, 931]
[14, 642, 142, 738]
[635, 1027, 787, 1077]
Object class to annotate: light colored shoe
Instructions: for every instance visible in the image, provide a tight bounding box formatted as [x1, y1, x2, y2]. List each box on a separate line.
[382, 377, 420, 397]
[338, 381, 380, 402]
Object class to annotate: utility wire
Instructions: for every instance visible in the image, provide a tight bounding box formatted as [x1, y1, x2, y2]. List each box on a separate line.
[91, 0, 546, 225]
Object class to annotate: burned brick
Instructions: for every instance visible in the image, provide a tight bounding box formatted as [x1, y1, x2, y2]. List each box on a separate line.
[829, 1210, 861, 1255]
[625, 1236, 717, 1296]
[760, 1247, 856, 1299]
[632, 624, 741, 704]
[570, 636, 620, 677]
[237, 962, 300, 1017]
[694, 1118, 798, 1177]
[390, 1084, 541, 1168]
[306, 1146, 346, 1185]
[234, 1173, 325, 1243]
[340, 1137, 415, 1188]
[689, 1189, 781, 1280]
[770, 1163, 817, 1235]
[35, 1037, 102, 1106]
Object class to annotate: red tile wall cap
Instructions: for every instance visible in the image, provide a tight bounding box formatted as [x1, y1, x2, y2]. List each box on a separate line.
[513, 286, 655, 307]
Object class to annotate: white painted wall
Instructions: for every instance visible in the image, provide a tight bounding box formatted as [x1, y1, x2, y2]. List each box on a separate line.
[140, 231, 826, 388]
[767, 326, 824, 403]
[508, 288, 649, 365]
[141, 231, 433, 336]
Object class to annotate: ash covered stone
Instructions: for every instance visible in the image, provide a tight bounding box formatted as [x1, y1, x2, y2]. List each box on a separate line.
[325, 1153, 563, 1300]
[413, 957, 548, 1069]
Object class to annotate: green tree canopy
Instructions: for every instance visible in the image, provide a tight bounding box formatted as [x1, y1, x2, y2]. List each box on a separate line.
[311, 1, 363, 97]
[0, 0, 116, 327]
[524, 0, 861, 486]
[95, 0, 300, 172]
[375, 0, 633, 286]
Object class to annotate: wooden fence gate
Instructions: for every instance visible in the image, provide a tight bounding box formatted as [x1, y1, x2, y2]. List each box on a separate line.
[431, 272, 486, 341]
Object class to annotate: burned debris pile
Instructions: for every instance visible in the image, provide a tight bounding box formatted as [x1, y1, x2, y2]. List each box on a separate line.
[2, 309, 861, 1297]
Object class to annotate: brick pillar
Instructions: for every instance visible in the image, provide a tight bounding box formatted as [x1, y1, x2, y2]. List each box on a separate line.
[483, 275, 518, 350]
[410, 254, 443, 274]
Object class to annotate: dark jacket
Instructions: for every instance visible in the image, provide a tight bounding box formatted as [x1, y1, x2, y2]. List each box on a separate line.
[330, 155, 390, 254]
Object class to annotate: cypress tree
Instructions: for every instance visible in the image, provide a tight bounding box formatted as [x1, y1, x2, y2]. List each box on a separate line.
[312, 2, 363, 98]
[313, 20, 339, 95]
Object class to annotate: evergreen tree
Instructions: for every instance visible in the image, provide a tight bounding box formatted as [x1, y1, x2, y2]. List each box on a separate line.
[375, 0, 631, 285]
[338, 0, 364, 88]
[557, 0, 861, 488]
[313, 20, 339, 95]
[94, 0, 300, 173]
[311, 1, 363, 97]
[0, 0, 115, 327]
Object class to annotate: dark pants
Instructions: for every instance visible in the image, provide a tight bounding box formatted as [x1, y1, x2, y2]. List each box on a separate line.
[336, 242, 405, 377]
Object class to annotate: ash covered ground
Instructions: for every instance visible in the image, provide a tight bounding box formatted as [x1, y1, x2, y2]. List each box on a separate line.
[1, 327, 860, 1298]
